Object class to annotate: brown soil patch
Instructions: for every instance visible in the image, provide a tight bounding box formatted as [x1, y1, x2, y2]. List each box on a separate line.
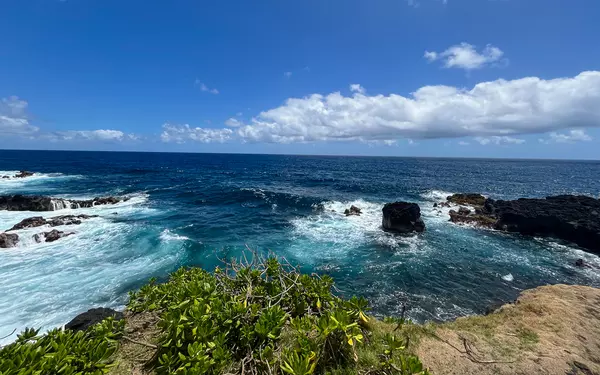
[416, 284, 600, 375]
[110, 311, 161, 375]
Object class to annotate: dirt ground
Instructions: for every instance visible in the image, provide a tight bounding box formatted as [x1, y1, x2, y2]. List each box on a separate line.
[416, 284, 600, 375]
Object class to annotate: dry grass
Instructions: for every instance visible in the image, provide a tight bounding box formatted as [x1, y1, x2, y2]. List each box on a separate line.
[415, 284, 600, 375]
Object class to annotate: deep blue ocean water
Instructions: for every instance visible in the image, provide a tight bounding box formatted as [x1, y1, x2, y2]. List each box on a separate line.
[1, 150, 600, 343]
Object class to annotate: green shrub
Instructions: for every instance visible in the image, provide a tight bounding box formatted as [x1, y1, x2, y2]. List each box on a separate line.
[128, 255, 430, 375]
[0, 317, 124, 375]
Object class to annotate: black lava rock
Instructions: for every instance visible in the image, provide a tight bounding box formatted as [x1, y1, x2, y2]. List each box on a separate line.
[382, 202, 425, 233]
[65, 308, 124, 332]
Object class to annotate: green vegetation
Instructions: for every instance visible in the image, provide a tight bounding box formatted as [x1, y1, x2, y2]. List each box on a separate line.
[0, 318, 123, 375]
[0, 256, 430, 375]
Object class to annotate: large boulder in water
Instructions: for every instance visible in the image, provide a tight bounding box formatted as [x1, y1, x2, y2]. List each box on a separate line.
[65, 308, 124, 332]
[382, 202, 425, 233]
[33, 229, 74, 243]
[0, 232, 19, 248]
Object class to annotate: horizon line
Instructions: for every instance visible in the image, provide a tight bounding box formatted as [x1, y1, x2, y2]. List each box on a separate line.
[0, 148, 599, 162]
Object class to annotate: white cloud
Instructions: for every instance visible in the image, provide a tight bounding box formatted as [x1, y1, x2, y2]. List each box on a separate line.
[225, 118, 243, 127]
[475, 136, 525, 145]
[195, 79, 219, 94]
[350, 84, 366, 95]
[284, 72, 293, 78]
[458, 141, 470, 146]
[539, 129, 592, 144]
[234, 71, 600, 144]
[160, 123, 233, 143]
[0, 96, 39, 135]
[48, 129, 135, 142]
[425, 43, 505, 70]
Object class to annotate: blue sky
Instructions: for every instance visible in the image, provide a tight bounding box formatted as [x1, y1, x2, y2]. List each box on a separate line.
[1, 0, 599, 159]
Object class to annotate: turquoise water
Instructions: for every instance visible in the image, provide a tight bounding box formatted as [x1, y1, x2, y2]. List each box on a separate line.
[1, 150, 599, 343]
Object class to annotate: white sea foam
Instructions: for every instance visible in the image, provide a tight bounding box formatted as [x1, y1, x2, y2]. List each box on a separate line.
[289, 199, 429, 263]
[0, 192, 180, 344]
[502, 273, 514, 282]
[160, 229, 190, 242]
[419, 189, 454, 202]
[0, 171, 80, 194]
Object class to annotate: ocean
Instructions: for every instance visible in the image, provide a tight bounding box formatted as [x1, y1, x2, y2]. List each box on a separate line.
[1, 150, 599, 343]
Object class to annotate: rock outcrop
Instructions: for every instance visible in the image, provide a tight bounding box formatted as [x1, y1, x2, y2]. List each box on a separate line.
[15, 170, 34, 178]
[8, 214, 98, 231]
[0, 195, 126, 211]
[446, 193, 486, 206]
[446, 194, 600, 254]
[344, 205, 362, 216]
[382, 202, 425, 233]
[33, 229, 74, 243]
[0, 232, 19, 248]
[65, 308, 124, 332]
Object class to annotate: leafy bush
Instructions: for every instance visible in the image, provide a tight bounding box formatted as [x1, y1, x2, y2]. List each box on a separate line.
[0, 317, 124, 375]
[128, 255, 430, 375]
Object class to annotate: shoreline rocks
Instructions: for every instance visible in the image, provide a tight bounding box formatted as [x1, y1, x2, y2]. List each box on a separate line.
[15, 170, 34, 178]
[382, 202, 425, 233]
[0, 232, 19, 248]
[33, 229, 74, 243]
[444, 193, 600, 254]
[344, 205, 362, 216]
[8, 214, 99, 231]
[0, 195, 127, 211]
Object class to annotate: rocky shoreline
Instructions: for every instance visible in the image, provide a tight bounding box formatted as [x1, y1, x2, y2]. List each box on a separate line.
[439, 193, 600, 254]
[0, 194, 125, 248]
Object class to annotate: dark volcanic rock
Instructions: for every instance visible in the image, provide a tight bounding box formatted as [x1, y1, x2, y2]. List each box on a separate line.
[65, 308, 124, 332]
[447, 193, 486, 206]
[447, 194, 600, 254]
[0, 232, 19, 248]
[490, 195, 600, 253]
[15, 170, 34, 178]
[344, 205, 362, 216]
[0, 195, 125, 211]
[34, 229, 74, 243]
[382, 202, 425, 233]
[8, 214, 98, 231]
[449, 210, 496, 228]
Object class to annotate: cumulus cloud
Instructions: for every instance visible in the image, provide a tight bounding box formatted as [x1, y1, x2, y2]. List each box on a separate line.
[284, 72, 293, 78]
[195, 79, 219, 94]
[0, 96, 39, 135]
[161, 123, 233, 143]
[225, 118, 243, 127]
[475, 136, 525, 145]
[48, 129, 136, 142]
[350, 84, 366, 94]
[233, 71, 600, 144]
[424, 43, 505, 70]
[539, 129, 592, 144]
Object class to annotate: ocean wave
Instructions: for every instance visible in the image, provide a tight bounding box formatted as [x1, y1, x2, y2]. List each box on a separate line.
[0, 192, 182, 344]
[160, 229, 190, 242]
[419, 189, 455, 202]
[0, 171, 82, 194]
[289, 199, 429, 263]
